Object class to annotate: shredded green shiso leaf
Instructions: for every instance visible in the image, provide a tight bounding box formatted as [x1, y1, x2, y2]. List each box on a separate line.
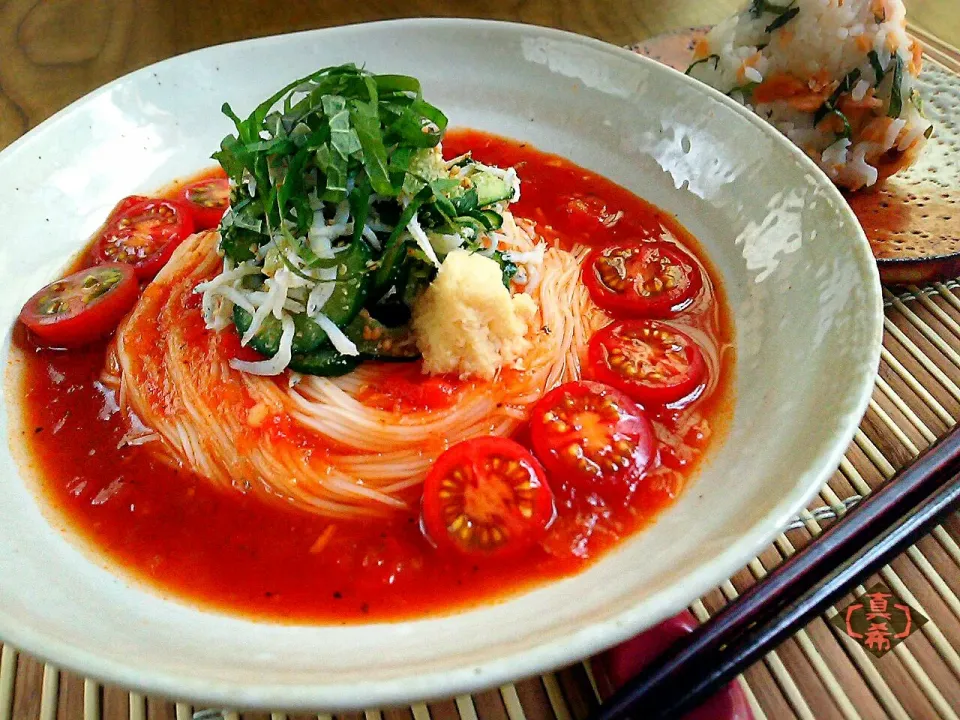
[764, 5, 800, 33]
[748, 0, 796, 19]
[196, 64, 523, 377]
[887, 53, 905, 118]
[685, 55, 720, 76]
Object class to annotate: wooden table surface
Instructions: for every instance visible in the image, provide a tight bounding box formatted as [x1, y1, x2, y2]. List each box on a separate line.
[0, 0, 958, 152]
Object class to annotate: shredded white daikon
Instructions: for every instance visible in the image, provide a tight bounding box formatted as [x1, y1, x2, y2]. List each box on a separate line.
[306, 266, 339, 316]
[502, 242, 546, 290]
[407, 214, 441, 267]
[240, 275, 285, 344]
[314, 313, 360, 356]
[195, 260, 261, 330]
[362, 225, 382, 251]
[501, 242, 546, 266]
[229, 314, 296, 375]
[216, 286, 257, 314]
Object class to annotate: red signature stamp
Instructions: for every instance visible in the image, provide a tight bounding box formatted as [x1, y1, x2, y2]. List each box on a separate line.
[831, 582, 928, 658]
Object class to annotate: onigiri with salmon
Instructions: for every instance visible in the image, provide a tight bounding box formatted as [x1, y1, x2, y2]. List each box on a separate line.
[686, 0, 932, 190]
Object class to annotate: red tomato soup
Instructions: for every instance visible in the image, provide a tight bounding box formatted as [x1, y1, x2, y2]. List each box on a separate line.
[12, 130, 735, 623]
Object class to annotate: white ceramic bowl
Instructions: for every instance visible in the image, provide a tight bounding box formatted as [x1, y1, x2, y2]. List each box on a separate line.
[0, 19, 881, 711]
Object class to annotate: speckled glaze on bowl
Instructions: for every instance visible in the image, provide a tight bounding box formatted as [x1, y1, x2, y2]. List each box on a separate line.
[0, 19, 881, 712]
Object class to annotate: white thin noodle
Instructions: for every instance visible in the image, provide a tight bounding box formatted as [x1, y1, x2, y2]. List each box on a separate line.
[103, 221, 608, 518]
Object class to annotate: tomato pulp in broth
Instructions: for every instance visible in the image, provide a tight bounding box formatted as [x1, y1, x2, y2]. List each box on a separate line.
[16, 130, 734, 622]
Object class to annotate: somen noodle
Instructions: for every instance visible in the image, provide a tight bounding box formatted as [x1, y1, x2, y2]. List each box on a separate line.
[103, 216, 608, 517]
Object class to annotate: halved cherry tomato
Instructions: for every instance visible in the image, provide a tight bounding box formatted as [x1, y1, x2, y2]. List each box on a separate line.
[421, 437, 555, 558]
[104, 195, 150, 226]
[588, 320, 707, 406]
[177, 176, 230, 230]
[584, 241, 703, 317]
[86, 195, 149, 267]
[529, 381, 655, 507]
[94, 198, 195, 278]
[595, 610, 754, 720]
[19, 263, 139, 348]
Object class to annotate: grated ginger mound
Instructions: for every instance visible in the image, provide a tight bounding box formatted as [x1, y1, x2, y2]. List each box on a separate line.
[412, 249, 537, 380]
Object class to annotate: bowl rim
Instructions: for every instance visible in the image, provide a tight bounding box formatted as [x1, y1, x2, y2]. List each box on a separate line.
[0, 17, 883, 711]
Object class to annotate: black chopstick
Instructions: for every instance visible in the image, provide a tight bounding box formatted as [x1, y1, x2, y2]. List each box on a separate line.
[591, 424, 960, 720]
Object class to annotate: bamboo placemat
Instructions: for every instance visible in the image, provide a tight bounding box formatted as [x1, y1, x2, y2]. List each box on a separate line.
[2, 28, 960, 720]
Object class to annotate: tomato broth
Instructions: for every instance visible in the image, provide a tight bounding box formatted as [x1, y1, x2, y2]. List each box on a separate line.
[12, 130, 735, 623]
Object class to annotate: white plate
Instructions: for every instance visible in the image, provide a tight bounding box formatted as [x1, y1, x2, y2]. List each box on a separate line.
[0, 19, 881, 711]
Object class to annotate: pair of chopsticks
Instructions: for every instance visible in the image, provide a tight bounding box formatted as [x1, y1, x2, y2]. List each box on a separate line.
[592, 424, 960, 720]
